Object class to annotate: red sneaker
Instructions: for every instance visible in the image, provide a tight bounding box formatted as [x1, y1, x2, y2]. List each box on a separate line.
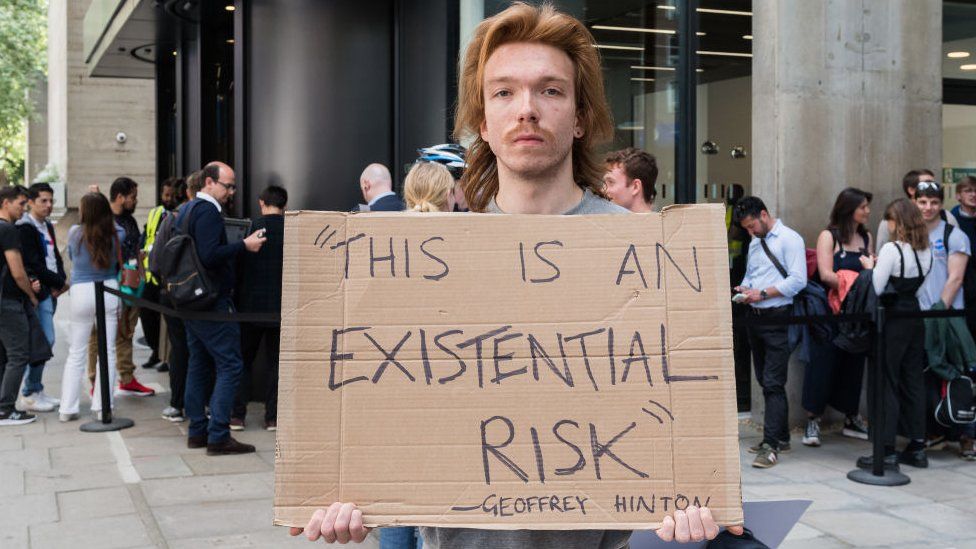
[116, 378, 156, 397]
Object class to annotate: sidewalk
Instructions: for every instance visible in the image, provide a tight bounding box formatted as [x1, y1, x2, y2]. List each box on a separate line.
[1, 302, 974, 548]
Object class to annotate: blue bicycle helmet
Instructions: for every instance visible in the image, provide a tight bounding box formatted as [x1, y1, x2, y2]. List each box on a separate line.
[417, 144, 467, 180]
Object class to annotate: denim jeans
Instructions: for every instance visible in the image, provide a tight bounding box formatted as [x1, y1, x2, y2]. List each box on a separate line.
[22, 296, 55, 395]
[184, 298, 243, 444]
[380, 527, 423, 549]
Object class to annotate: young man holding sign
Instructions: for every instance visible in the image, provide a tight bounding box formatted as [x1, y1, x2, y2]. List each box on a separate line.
[291, 3, 742, 546]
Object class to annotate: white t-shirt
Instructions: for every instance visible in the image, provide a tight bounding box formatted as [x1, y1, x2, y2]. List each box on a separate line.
[872, 241, 933, 296]
[917, 220, 971, 310]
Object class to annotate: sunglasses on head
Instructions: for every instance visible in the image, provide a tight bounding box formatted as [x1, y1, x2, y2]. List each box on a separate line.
[916, 181, 940, 192]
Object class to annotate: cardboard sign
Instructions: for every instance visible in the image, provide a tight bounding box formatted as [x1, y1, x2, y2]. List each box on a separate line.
[274, 205, 743, 530]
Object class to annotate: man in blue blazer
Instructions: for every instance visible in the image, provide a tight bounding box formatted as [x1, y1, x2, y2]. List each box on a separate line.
[179, 161, 266, 455]
[359, 163, 404, 212]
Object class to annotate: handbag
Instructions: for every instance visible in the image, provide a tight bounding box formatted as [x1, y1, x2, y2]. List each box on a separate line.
[115, 232, 144, 303]
[24, 300, 53, 364]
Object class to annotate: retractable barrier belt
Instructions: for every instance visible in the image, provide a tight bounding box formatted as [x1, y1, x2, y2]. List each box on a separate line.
[102, 286, 280, 324]
[733, 307, 966, 328]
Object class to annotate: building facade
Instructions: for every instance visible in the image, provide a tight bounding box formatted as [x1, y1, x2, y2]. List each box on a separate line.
[82, 0, 976, 421]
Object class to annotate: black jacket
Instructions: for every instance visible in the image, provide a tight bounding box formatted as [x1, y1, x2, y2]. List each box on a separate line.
[16, 219, 66, 301]
[369, 193, 405, 212]
[238, 214, 284, 319]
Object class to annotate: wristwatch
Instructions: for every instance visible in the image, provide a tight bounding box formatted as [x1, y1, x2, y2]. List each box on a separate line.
[759, 289, 768, 300]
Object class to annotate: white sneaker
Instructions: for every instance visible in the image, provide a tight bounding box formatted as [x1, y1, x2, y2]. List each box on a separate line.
[16, 393, 56, 413]
[161, 406, 185, 423]
[37, 392, 60, 407]
[59, 412, 79, 422]
[802, 418, 822, 447]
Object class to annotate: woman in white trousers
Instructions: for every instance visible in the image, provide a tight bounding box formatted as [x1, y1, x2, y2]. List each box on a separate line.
[59, 192, 126, 421]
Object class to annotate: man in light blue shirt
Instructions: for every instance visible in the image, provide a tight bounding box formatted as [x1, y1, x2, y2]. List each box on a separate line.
[733, 196, 807, 469]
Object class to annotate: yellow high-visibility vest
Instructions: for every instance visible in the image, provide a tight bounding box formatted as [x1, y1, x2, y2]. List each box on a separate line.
[142, 205, 167, 285]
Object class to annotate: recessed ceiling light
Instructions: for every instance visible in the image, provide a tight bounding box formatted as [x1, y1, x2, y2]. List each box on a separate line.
[947, 51, 970, 59]
[743, 35, 753, 40]
[631, 77, 656, 82]
[697, 50, 753, 58]
[961, 64, 976, 70]
[225, 5, 235, 11]
[594, 44, 643, 51]
[172, 51, 177, 56]
[656, 6, 752, 16]
[632, 65, 676, 71]
[592, 25, 675, 35]
[696, 32, 706, 36]
[226, 39, 235, 44]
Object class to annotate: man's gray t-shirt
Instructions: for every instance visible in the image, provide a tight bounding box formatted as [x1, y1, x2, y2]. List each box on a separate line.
[421, 186, 631, 549]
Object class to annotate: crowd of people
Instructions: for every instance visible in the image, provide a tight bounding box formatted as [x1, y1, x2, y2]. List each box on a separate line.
[2, 2, 975, 548]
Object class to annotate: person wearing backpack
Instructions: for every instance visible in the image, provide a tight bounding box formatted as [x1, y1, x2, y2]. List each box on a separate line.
[178, 161, 266, 456]
[914, 181, 974, 461]
[733, 197, 807, 469]
[858, 199, 933, 471]
[803, 188, 874, 447]
[951, 176, 976, 338]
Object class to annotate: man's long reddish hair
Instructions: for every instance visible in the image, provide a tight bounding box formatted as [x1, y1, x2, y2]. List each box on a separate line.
[454, 2, 614, 212]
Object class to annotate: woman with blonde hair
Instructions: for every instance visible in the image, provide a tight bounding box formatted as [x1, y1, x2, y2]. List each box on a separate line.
[403, 162, 455, 213]
[858, 198, 932, 470]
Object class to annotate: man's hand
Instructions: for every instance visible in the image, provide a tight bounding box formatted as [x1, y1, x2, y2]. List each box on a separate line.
[655, 506, 743, 543]
[243, 229, 266, 253]
[30, 279, 41, 294]
[288, 503, 370, 543]
[734, 286, 763, 304]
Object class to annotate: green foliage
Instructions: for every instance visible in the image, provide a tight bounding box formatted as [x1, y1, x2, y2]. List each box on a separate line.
[0, 0, 47, 181]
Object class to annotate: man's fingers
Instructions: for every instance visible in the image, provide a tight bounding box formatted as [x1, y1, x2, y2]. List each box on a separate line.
[700, 507, 721, 540]
[289, 527, 304, 537]
[349, 509, 370, 543]
[674, 510, 691, 544]
[655, 515, 675, 541]
[320, 502, 344, 543]
[728, 525, 745, 536]
[333, 503, 357, 544]
[304, 509, 326, 542]
[686, 506, 706, 542]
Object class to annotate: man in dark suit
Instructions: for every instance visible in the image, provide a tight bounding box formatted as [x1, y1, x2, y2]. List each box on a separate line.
[359, 163, 404, 211]
[179, 161, 266, 455]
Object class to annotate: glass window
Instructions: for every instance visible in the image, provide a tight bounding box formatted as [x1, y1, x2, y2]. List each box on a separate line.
[942, 1, 976, 209]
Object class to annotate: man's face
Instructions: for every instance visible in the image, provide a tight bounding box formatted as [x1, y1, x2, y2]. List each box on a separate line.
[603, 164, 637, 210]
[915, 195, 942, 223]
[958, 185, 976, 210]
[207, 166, 237, 205]
[480, 42, 581, 182]
[121, 190, 138, 213]
[29, 191, 54, 219]
[739, 213, 770, 238]
[160, 185, 177, 210]
[2, 195, 28, 220]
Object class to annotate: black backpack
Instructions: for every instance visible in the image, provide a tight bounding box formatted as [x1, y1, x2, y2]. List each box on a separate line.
[157, 200, 219, 311]
[935, 376, 976, 427]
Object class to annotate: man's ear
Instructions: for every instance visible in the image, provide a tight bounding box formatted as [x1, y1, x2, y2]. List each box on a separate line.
[630, 178, 643, 198]
[573, 114, 584, 139]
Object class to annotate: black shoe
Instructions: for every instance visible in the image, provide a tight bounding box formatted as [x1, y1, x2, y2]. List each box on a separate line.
[0, 410, 38, 426]
[207, 436, 256, 456]
[856, 453, 900, 471]
[187, 435, 207, 449]
[141, 356, 160, 369]
[898, 447, 929, 468]
[156, 362, 169, 373]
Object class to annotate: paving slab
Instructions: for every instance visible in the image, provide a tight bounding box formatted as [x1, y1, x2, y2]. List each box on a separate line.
[21, 429, 109, 449]
[896, 467, 976, 502]
[0, 493, 59, 530]
[0, 433, 23, 451]
[0, 524, 27, 549]
[131, 454, 194, 479]
[745, 482, 872, 512]
[885, 503, 976, 541]
[58, 486, 136, 521]
[0, 465, 24, 496]
[182, 452, 272, 475]
[26, 462, 124, 494]
[51, 440, 118, 468]
[140, 472, 271, 506]
[152, 497, 271, 540]
[802, 509, 935, 547]
[30, 513, 152, 549]
[823, 478, 932, 507]
[0, 446, 52, 472]
[125, 434, 200, 457]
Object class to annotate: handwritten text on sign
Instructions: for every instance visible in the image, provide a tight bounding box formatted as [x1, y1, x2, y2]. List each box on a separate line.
[274, 207, 742, 530]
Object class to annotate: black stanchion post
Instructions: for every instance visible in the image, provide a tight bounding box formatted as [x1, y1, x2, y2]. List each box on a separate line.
[847, 303, 909, 486]
[80, 281, 135, 433]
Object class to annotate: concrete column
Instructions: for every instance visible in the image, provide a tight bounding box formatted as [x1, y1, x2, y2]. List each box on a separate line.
[749, 0, 942, 430]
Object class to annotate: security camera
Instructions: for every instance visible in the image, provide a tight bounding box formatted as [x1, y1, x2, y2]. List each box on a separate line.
[116, 132, 127, 144]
